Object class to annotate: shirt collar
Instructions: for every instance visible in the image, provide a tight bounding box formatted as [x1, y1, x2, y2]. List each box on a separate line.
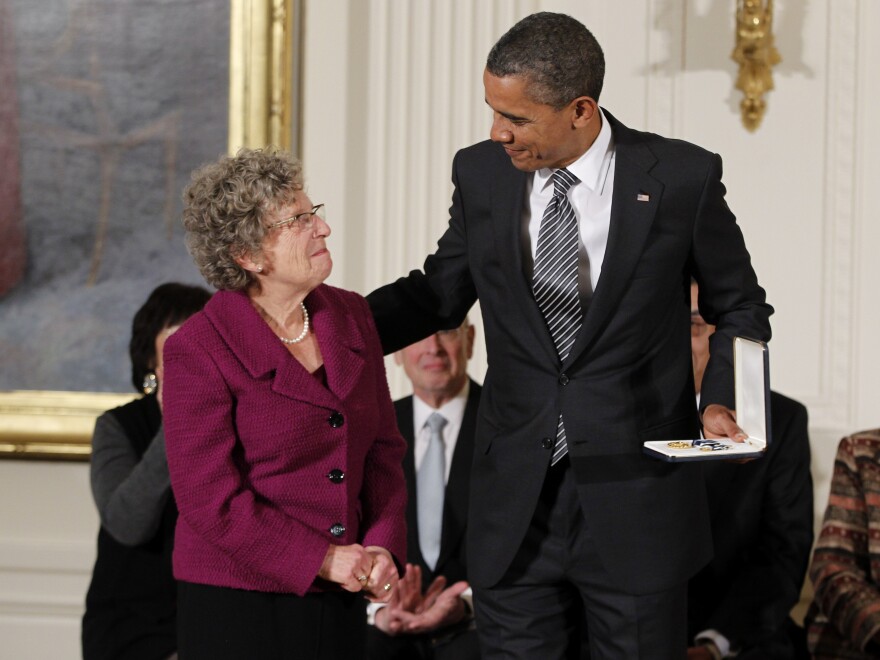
[534, 107, 614, 194]
[412, 379, 469, 430]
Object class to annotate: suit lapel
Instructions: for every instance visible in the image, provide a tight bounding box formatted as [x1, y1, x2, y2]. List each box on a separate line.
[488, 115, 665, 369]
[564, 113, 664, 367]
[489, 149, 559, 364]
[436, 381, 479, 570]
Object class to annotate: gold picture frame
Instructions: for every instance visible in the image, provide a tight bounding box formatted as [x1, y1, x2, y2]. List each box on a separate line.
[0, 391, 136, 460]
[0, 0, 299, 461]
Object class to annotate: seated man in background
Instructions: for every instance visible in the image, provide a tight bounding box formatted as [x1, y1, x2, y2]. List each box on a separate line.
[687, 281, 814, 659]
[366, 318, 481, 660]
[805, 430, 880, 658]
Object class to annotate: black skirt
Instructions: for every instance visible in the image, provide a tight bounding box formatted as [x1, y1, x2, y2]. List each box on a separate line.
[177, 581, 367, 660]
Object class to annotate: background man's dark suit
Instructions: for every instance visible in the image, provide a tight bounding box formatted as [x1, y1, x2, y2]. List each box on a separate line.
[687, 281, 811, 659]
[366, 381, 482, 660]
[368, 111, 773, 601]
[400, 382, 481, 589]
[688, 391, 813, 658]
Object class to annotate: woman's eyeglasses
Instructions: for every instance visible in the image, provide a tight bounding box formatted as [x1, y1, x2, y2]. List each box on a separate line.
[267, 203, 325, 233]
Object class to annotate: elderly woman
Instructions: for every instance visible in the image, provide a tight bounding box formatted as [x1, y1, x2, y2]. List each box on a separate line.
[162, 148, 407, 659]
[83, 282, 212, 660]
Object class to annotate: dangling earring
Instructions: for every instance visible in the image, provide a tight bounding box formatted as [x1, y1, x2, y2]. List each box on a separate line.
[142, 372, 158, 395]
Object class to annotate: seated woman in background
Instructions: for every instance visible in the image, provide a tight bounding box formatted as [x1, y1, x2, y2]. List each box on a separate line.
[162, 148, 407, 659]
[82, 282, 212, 660]
[805, 428, 880, 659]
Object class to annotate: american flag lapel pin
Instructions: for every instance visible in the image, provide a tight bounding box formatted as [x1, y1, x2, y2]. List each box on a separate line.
[637, 193, 650, 202]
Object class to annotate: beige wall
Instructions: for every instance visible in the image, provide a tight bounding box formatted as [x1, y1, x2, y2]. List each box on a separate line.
[3, 1, 879, 656]
[0, 461, 97, 657]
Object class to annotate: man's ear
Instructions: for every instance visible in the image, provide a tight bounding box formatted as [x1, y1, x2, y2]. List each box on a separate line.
[571, 96, 598, 128]
[464, 325, 476, 360]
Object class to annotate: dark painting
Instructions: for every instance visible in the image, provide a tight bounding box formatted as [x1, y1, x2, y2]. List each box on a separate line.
[0, 0, 228, 392]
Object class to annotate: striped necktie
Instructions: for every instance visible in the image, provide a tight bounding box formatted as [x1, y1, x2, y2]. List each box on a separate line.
[533, 168, 581, 464]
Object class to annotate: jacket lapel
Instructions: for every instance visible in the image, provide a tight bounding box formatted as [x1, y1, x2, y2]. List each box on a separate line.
[564, 113, 664, 367]
[436, 381, 479, 570]
[489, 149, 559, 364]
[205, 288, 362, 411]
[307, 286, 367, 404]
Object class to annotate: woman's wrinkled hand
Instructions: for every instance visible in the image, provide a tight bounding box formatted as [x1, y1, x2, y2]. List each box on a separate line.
[317, 544, 375, 593]
[362, 546, 399, 603]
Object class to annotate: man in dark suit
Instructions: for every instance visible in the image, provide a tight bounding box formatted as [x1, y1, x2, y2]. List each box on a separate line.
[367, 12, 773, 659]
[687, 281, 813, 660]
[366, 318, 481, 660]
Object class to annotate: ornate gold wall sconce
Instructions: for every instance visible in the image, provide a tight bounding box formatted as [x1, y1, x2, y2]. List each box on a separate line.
[731, 0, 781, 131]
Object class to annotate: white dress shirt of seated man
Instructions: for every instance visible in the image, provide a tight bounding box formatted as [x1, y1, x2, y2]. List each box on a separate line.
[373, 318, 476, 638]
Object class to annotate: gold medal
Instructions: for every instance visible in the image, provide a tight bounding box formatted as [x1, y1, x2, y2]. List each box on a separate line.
[667, 441, 691, 449]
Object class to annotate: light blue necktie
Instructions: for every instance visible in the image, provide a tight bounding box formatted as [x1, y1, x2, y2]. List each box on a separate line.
[418, 412, 447, 571]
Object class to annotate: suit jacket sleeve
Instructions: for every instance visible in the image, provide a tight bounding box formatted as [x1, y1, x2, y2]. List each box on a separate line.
[354, 295, 408, 567]
[367, 149, 478, 354]
[705, 398, 813, 648]
[691, 153, 773, 412]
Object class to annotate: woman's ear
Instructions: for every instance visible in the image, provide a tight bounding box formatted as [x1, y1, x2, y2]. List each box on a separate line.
[234, 253, 263, 274]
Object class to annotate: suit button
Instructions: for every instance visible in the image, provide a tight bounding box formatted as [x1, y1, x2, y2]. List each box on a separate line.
[559, 373, 569, 385]
[328, 469, 345, 484]
[330, 523, 346, 537]
[542, 437, 553, 450]
[328, 412, 344, 428]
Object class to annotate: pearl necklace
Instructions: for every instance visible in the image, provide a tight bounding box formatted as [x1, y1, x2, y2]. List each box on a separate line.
[277, 302, 310, 344]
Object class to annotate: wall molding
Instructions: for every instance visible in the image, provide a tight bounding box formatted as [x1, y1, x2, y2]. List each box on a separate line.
[810, 0, 858, 428]
[0, 539, 93, 616]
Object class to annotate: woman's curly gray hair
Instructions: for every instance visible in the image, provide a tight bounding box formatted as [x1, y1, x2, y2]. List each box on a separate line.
[182, 147, 303, 291]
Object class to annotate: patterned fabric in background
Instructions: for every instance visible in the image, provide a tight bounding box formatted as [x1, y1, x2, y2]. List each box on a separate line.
[806, 429, 880, 659]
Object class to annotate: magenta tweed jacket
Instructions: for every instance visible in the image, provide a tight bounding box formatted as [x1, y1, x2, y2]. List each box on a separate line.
[162, 286, 407, 596]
